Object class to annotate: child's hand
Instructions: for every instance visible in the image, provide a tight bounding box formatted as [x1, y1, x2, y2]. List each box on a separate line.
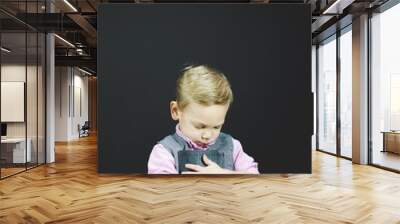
[182, 154, 233, 174]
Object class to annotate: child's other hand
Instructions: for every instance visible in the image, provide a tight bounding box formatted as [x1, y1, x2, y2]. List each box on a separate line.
[182, 155, 233, 174]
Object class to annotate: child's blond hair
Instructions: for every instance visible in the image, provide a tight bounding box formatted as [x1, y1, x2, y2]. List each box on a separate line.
[176, 65, 233, 110]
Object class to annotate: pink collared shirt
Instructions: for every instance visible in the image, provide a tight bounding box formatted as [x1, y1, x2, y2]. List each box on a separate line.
[147, 125, 259, 174]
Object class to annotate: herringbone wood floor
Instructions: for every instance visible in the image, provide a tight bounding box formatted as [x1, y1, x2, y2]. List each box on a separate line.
[1, 134, 400, 223]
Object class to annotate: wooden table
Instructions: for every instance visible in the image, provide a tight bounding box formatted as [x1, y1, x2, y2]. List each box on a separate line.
[381, 131, 400, 154]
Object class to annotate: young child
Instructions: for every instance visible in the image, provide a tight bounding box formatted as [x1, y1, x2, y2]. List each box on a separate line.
[147, 65, 259, 174]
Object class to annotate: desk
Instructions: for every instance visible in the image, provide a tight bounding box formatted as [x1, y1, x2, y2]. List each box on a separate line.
[381, 131, 400, 154]
[1, 138, 32, 163]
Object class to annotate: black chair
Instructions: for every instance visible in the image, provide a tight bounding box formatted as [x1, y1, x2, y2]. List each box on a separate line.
[79, 121, 90, 138]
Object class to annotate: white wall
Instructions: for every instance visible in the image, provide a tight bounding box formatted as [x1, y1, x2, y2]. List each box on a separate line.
[1, 66, 26, 138]
[55, 67, 89, 141]
[72, 73, 89, 138]
[1, 64, 46, 164]
[55, 66, 70, 141]
[1, 65, 41, 137]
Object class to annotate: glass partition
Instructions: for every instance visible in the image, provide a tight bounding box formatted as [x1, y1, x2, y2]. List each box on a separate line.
[0, 1, 46, 179]
[1, 31, 28, 177]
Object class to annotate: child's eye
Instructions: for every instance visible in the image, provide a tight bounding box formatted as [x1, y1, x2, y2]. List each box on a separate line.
[214, 126, 221, 129]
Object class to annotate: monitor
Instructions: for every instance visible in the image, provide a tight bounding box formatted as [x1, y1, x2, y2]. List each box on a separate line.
[1, 123, 7, 137]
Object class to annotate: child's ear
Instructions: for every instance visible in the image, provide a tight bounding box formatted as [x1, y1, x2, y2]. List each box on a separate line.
[170, 101, 180, 121]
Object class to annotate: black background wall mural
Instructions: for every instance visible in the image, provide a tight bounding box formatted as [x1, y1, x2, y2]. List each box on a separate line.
[98, 3, 312, 174]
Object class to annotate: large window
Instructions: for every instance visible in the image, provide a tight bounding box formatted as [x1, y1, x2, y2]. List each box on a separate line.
[371, 2, 400, 171]
[317, 25, 353, 159]
[339, 28, 352, 158]
[317, 36, 337, 154]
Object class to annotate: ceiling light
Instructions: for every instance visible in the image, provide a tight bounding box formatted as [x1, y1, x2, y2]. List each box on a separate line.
[63, 0, 78, 12]
[78, 67, 93, 76]
[54, 34, 75, 48]
[1, 47, 11, 53]
[322, 0, 354, 15]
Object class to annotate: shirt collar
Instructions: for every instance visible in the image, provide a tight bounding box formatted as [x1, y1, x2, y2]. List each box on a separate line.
[175, 124, 216, 150]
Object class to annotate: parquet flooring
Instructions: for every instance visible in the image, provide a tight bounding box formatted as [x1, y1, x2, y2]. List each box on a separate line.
[1, 134, 400, 223]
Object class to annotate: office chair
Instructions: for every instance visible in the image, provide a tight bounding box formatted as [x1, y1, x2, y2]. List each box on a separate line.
[79, 121, 90, 138]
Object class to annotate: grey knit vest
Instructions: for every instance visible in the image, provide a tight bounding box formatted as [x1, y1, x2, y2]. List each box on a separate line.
[158, 132, 234, 173]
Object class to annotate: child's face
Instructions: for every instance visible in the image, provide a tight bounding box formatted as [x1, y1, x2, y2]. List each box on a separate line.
[170, 101, 229, 146]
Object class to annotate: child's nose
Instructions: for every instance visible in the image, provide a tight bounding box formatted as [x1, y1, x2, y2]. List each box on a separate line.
[201, 131, 211, 140]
